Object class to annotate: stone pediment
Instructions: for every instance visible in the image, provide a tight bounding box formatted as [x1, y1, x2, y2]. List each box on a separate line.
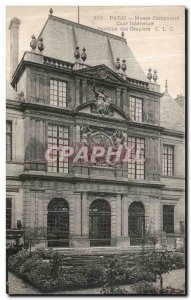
[74, 64, 126, 84]
[76, 101, 131, 121]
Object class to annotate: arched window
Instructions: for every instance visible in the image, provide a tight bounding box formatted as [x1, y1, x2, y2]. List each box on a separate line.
[47, 198, 69, 247]
[89, 199, 111, 247]
[128, 201, 145, 245]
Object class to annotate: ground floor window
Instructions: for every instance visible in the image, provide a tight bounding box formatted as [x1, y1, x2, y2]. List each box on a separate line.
[6, 197, 12, 229]
[89, 199, 111, 247]
[163, 205, 174, 233]
[47, 198, 69, 247]
[128, 201, 145, 245]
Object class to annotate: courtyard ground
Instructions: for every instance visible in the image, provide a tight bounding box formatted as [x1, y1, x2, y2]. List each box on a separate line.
[8, 268, 185, 295]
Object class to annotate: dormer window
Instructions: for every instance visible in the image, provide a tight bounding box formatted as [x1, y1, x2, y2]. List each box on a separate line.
[129, 96, 143, 122]
[50, 79, 67, 108]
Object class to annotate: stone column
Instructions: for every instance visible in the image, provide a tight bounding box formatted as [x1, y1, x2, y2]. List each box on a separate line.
[75, 192, 81, 237]
[146, 137, 155, 181]
[123, 195, 129, 237]
[81, 192, 90, 247]
[116, 88, 121, 107]
[116, 194, 122, 237]
[82, 79, 87, 103]
[154, 138, 161, 180]
[116, 194, 130, 247]
[122, 88, 128, 114]
[75, 124, 81, 143]
[71, 192, 89, 248]
[75, 78, 81, 107]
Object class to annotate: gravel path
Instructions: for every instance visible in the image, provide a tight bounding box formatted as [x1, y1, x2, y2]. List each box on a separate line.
[8, 268, 185, 295]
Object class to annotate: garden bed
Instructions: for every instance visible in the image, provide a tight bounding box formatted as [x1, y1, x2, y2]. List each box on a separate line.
[8, 248, 185, 293]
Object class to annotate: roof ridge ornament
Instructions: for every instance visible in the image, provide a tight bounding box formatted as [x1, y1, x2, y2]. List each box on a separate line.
[74, 46, 80, 61]
[147, 68, 152, 81]
[38, 37, 44, 53]
[30, 34, 37, 51]
[115, 58, 121, 71]
[153, 69, 158, 83]
[73, 47, 87, 70]
[121, 59, 127, 73]
[49, 8, 53, 15]
[81, 47, 87, 62]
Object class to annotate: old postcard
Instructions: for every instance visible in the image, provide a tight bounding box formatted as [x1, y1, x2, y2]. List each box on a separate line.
[6, 6, 186, 295]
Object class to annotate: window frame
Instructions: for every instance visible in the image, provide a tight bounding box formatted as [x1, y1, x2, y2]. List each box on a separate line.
[49, 79, 67, 108]
[162, 144, 175, 177]
[47, 123, 69, 174]
[163, 204, 175, 234]
[129, 96, 143, 122]
[127, 136, 145, 180]
[6, 197, 12, 229]
[6, 121, 12, 162]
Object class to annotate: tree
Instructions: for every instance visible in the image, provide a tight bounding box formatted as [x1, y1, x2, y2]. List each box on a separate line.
[24, 227, 46, 254]
[140, 246, 174, 292]
[100, 256, 128, 295]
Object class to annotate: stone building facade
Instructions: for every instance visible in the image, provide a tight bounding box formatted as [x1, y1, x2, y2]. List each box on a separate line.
[6, 14, 185, 251]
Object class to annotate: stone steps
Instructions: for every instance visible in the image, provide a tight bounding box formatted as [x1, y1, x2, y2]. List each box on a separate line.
[59, 251, 142, 267]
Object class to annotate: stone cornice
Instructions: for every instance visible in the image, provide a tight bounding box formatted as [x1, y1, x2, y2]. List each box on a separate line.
[11, 53, 162, 97]
[18, 173, 165, 189]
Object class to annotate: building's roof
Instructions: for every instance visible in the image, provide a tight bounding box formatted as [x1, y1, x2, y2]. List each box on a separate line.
[6, 81, 18, 100]
[174, 94, 185, 110]
[38, 15, 148, 82]
[160, 88, 184, 132]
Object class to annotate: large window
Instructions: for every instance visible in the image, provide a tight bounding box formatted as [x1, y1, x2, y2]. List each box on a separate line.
[128, 201, 145, 245]
[47, 124, 69, 173]
[163, 205, 174, 233]
[129, 96, 143, 122]
[47, 198, 69, 247]
[6, 198, 12, 229]
[6, 121, 12, 161]
[128, 137, 145, 179]
[50, 79, 67, 108]
[89, 199, 111, 247]
[163, 145, 174, 176]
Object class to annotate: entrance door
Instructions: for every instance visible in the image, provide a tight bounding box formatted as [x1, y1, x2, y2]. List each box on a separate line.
[47, 198, 69, 247]
[128, 201, 145, 245]
[89, 199, 111, 246]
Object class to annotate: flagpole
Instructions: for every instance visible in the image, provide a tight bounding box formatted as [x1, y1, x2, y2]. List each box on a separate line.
[78, 6, 80, 24]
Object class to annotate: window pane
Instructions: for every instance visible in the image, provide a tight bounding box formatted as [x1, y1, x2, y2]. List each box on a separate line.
[6, 198, 12, 229]
[129, 97, 143, 122]
[128, 136, 145, 179]
[162, 145, 174, 176]
[50, 79, 67, 108]
[47, 124, 69, 174]
[163, 205, 174, 233]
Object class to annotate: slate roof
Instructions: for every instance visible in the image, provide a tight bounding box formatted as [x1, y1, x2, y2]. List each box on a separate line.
[38, 15, 148, 82]
[160, 89, 184, 132]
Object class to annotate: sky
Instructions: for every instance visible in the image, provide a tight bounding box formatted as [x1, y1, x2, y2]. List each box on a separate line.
[6, 6, 185, 98]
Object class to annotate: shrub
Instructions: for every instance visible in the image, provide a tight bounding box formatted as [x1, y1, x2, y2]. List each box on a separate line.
[125, 265, 156, 284]
[8, 249, 30, 273]
[83, 264, 105, 285]
[7, 249, 163, 293]
[132, 282, 185, 295]
[101, 286, 129, 295]
[171, 252, 185, 269]
[132, 281, 159, 294]
[161, 286, 185, 295]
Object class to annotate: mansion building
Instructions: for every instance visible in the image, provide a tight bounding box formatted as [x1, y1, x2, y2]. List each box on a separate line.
[6, 12, 185, 250]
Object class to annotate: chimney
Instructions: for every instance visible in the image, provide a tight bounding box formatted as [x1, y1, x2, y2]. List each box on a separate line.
[9, 17, 21, 80]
